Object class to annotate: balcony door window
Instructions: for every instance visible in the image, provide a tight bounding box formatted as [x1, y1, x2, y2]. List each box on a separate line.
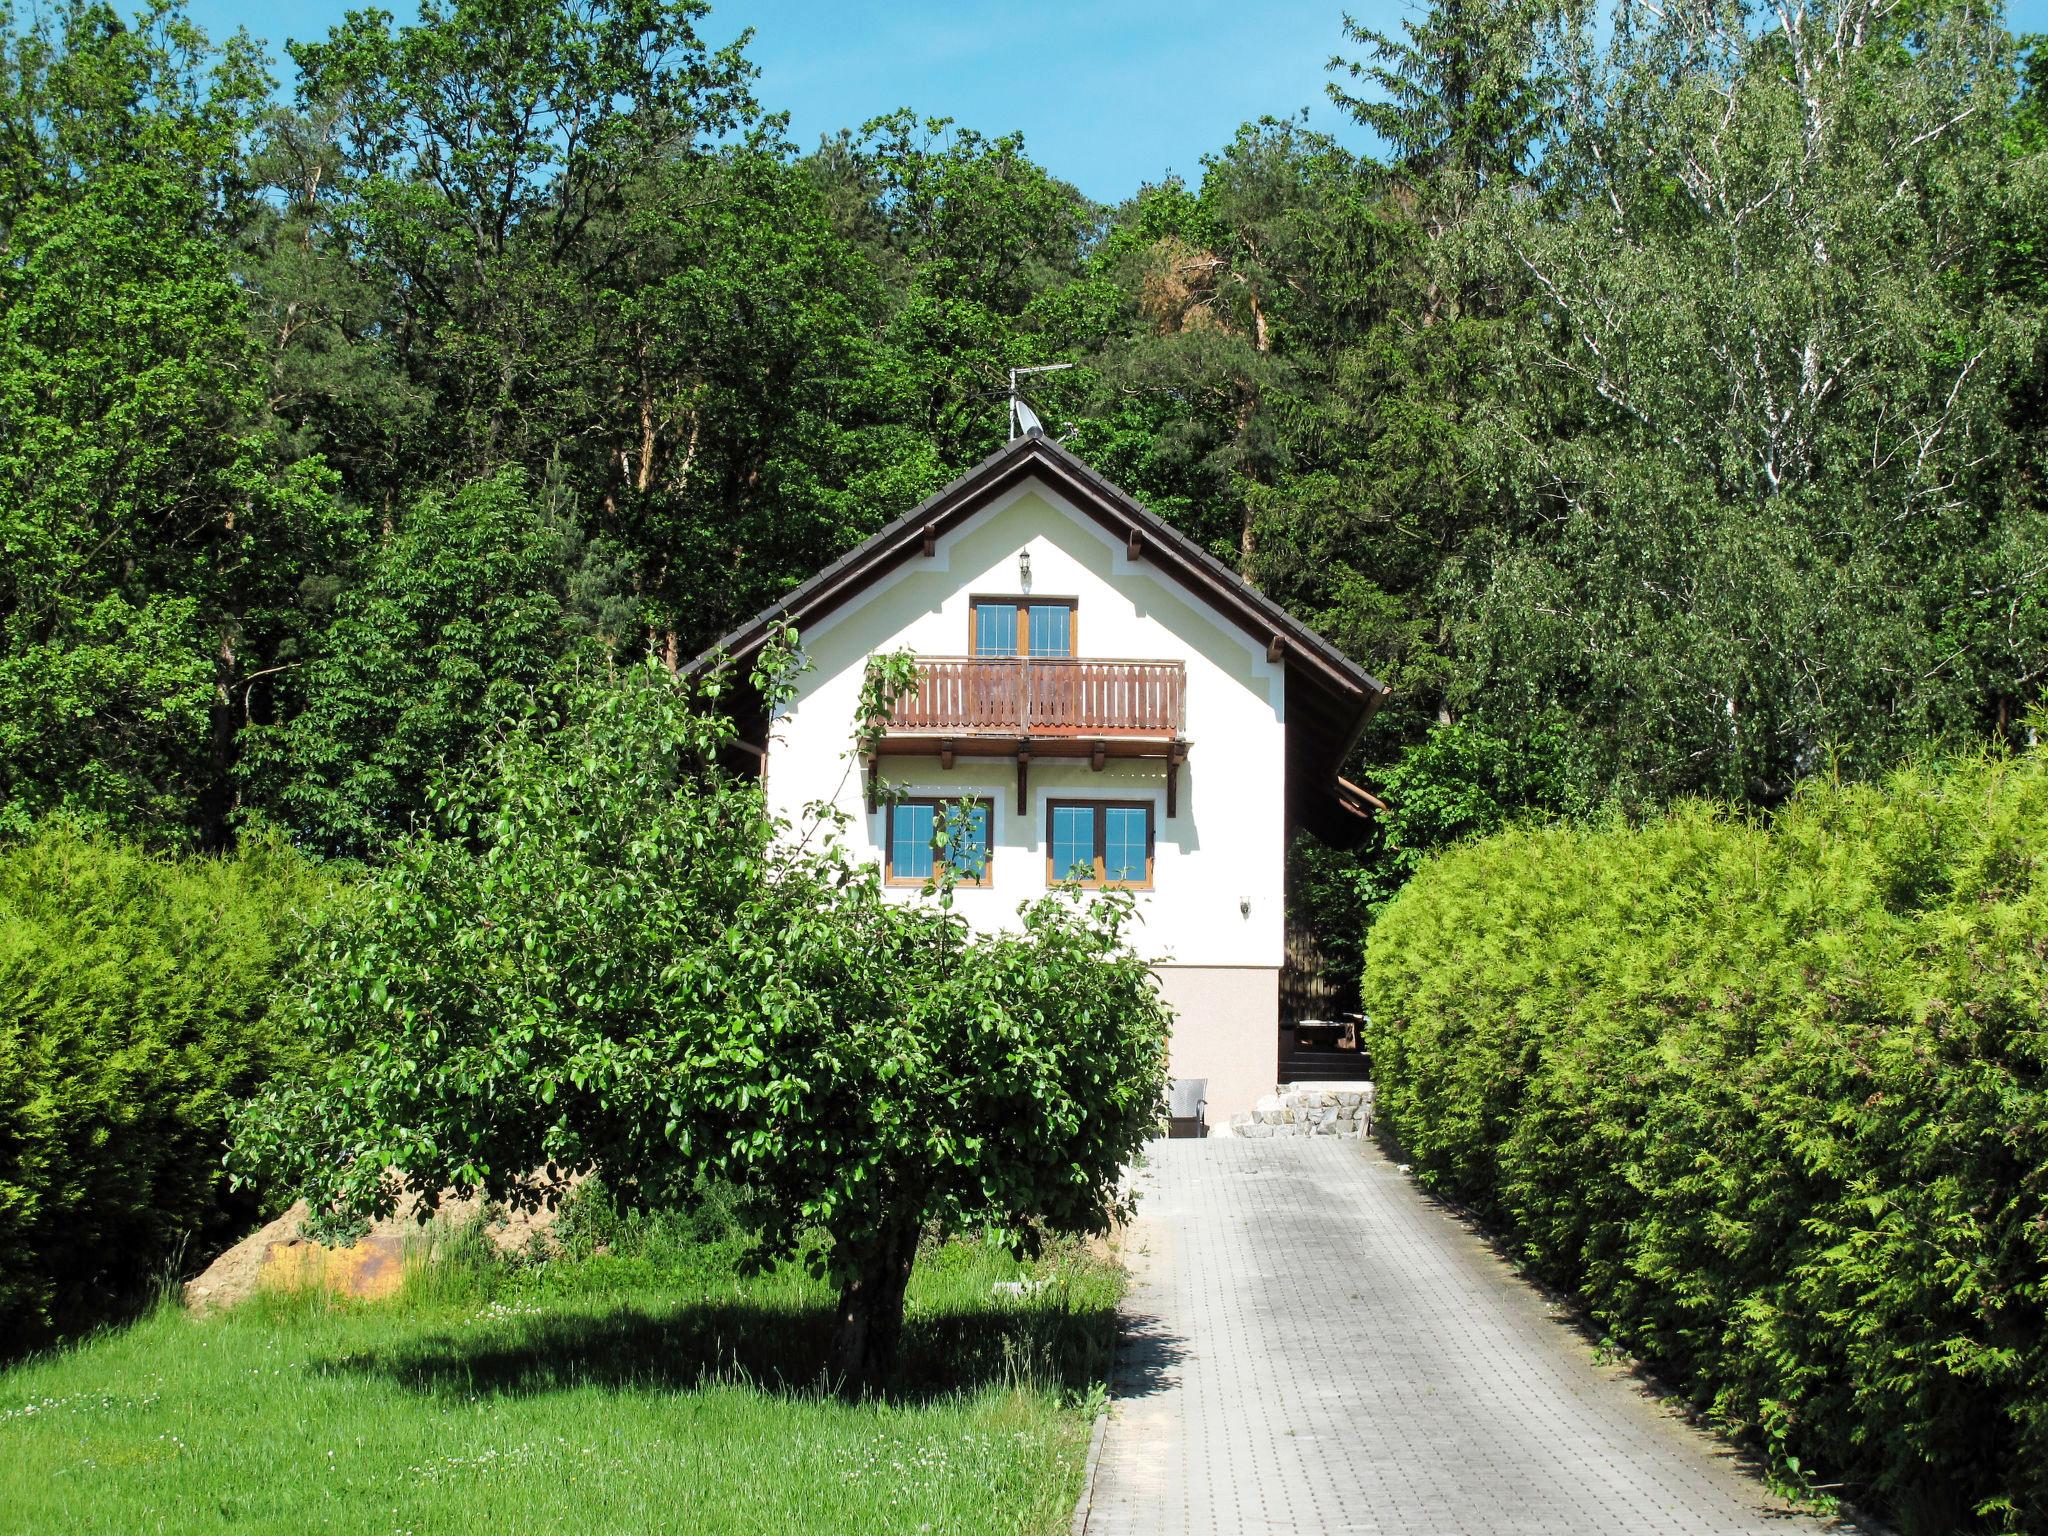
[1027, 603, 1071, 657]
[1046, 800, 1154, 889]
[887, 799, 992, 886]
[971, 598, 1074, 658]
[970, 601, 1019, 657]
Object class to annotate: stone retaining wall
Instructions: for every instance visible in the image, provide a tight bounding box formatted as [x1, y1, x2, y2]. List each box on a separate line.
[1225, 1081, 1374, 1138]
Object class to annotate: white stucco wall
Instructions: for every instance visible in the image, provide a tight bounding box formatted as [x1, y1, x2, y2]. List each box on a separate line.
[760, 475, 1288, 976]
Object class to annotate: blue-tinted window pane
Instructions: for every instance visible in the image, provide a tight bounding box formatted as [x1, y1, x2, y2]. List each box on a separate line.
[1050, 805, 1094, 881]
[891, 802, 934, 879]
[1027, 604, 1072, 657]
[973, 603, 1017, 656]
[947, 803, 990, 881]
[1103, 807, 1149, 884]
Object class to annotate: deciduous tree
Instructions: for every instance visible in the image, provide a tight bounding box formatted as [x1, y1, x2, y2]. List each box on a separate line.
[232, 661, 1169, 1388]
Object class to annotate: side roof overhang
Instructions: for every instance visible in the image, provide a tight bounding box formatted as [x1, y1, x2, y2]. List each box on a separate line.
[691, 430, 1390, 835]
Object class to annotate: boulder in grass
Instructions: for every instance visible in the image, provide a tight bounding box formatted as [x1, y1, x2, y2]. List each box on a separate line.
[182, 1187, 564, 1313]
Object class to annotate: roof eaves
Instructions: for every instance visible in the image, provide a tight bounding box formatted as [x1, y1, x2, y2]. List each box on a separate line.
[1028, 437, 1388, 701]
[1335, 776, 1390, 816]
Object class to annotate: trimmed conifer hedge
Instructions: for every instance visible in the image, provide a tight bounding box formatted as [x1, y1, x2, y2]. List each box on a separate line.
[0, 828, 328, 1348]
[1362, 752, 2048, 1534]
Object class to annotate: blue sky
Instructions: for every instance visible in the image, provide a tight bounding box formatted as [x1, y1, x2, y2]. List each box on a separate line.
[185, 0, 2048, 205]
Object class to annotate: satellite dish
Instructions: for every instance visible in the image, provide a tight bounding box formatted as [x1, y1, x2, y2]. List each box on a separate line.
[1007, 362, 1074, 440]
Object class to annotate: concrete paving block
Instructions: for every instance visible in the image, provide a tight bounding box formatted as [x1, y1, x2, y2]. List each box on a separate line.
[1083, 1139, 1863, 1536]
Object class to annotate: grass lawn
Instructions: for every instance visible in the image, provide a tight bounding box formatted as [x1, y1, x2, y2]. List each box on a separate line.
[0, 1193, 1118, 1535]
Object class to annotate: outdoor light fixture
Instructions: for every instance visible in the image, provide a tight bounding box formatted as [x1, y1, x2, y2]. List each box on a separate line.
[1240, 896, 1251, 918]
[1019, 549, 1033, 588]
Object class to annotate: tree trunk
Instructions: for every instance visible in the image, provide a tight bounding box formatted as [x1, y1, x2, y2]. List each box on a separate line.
[198, 622, 240, 851]
[827, 1221, 921, 1396]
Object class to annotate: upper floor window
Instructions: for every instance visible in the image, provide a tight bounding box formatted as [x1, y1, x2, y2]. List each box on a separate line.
[1047, 800, 1154, 889]
[971, 598, 1074, 658]
[886, 798, 992, 887]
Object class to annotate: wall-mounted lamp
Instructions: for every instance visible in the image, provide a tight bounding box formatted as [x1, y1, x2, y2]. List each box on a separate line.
[1018, 549, 1033, 589]
[1239, 896, 1251, 918]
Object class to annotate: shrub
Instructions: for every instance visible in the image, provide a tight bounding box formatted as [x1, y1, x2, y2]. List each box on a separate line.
[1361, 751, 2048, 1533]
[0, 826, 329, 1347]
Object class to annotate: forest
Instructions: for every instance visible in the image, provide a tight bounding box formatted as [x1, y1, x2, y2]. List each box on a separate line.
[0, 0, 2042, 900]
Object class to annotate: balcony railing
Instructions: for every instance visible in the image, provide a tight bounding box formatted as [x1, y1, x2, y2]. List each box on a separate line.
[886, 656, 1186, 738]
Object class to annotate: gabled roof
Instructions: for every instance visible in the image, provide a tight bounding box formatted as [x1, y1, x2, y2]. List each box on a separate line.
[692, 430, 1389, 810]
[697, 432, 1384, 697]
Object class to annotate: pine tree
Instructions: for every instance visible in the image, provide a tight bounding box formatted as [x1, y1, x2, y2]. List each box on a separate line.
[1327, 1, 1552, 187]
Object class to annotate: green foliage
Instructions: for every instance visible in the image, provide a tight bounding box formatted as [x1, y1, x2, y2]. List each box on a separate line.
[232, 662, 1170, 1386]
[0, 825, 329, 1347]
[1284, 832, 1375, 1010]
[7, 0, 2043, 865]
[284, 0, 759, 480]
[837, 110, 1094, 314]
[1066, 0, 2048, 861]
[236, 468, 624, 856]
[0, 8, 337, 843]
[545, 1175, 773, 1277]
[1348, 716, 1600, 909]
[1362, 749, 2048, 1531]
[1327, 0, 1553, 185]
[1435, 0, 2047, 808]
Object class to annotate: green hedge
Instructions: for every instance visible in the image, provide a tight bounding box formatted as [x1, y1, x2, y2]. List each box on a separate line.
[1362, 752, 2048, 1533]
[0, 828, 328, 1347]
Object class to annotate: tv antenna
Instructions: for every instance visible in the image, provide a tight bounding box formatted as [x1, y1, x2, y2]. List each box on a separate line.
[1009, 362, 1074, 439]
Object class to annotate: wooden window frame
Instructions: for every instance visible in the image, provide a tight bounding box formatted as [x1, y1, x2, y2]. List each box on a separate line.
[969, 595, 1078, 658]
[885, 797, 995, 888]
[1045, 799, 1155, 890]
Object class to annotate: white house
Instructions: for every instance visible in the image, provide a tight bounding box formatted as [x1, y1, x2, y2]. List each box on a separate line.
[694, 429, 1387, 1123]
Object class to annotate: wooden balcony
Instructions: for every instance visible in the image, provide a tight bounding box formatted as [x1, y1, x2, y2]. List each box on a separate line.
[888, 656, 1186, 738]
[870, 656, 1190, 815]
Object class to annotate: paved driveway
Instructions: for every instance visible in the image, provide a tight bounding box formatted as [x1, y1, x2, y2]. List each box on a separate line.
[1079, 1138, 1863, 1536]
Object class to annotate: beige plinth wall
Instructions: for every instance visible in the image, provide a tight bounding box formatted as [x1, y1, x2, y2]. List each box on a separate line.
[1152, 965, 1279, 1125]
